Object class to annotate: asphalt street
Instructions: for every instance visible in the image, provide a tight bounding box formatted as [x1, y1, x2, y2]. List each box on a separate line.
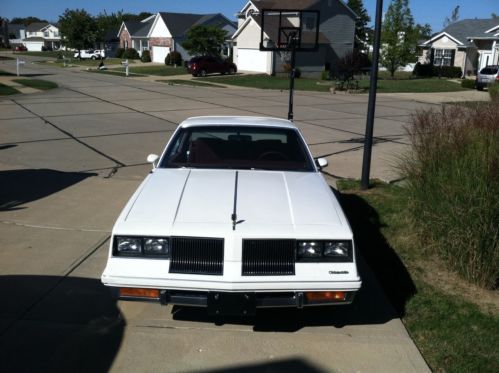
[0, 57, 430, 372]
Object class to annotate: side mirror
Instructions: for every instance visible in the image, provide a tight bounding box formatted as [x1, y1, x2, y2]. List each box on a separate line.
[147, 154, 159, 169]
[315, 157, 328, 170]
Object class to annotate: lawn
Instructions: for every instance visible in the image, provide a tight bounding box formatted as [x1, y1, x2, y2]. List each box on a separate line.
[0, 69, 15, 76]
[0, 83, 20, 95]
[109, 65, 188, 76]
[336, 180, 498, 372]
[14, 51, 67, 58]
[157, 79, 224, 88]
[201, 74, 331, 92]
[13, 79, 58, 90]
[201, 74, 472, 93]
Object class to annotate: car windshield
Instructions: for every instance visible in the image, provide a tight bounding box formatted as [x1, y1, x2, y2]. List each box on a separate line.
[160, 126, 314, 171]
[480, 67, 498, 75]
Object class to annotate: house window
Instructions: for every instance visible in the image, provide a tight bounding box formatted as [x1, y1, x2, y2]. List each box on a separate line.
[44, 31, 49, 37]
[434, 49, 453, 66]
[54, 31, 59, 37]
[143, 40, 149, 50]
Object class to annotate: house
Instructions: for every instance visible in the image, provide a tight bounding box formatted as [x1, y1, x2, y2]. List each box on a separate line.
[419, 19, 499, 75]
[22, 22, 61, 51]
[232, 0, 357, 75]
[118, 15, 156, 57]
[147, 12, 236, 63]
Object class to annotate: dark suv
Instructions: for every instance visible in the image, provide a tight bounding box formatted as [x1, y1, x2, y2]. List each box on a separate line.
[476, 65, 499, 90]
[187, 56, 237, 77]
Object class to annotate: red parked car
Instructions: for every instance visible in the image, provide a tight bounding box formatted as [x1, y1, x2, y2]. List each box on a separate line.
[187, 56, 237, 77]
[14, 45, 27, 52]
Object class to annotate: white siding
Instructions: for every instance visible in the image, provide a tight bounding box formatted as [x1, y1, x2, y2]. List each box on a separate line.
[149, 15, 172, 38]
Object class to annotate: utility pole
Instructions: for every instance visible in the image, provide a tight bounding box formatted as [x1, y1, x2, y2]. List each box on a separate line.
[361, 0, 384, 190]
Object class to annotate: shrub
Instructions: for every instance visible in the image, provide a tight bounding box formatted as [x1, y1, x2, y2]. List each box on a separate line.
[399, 103, 499, 289]
[461, 79, 475, 89]
[413, 63, 462, 78]
[489, 83, 499, 101]
[115, 48, 125, 59]
[321, 70, 330, 80]
[141, 50, 151, 62]
[165, 51, 182, 66]
[294, 67, 302, 78]
[336, 50, 370, 80]
[122, 48, 139, 60]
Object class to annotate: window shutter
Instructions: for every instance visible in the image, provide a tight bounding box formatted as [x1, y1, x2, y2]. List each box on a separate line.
[450, 49, 456, 66]
[430, 48, 435, 64]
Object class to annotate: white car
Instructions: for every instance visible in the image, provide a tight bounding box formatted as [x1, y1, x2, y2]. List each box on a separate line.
[74, 49, 105, 60]
[101, 116, 362, 315]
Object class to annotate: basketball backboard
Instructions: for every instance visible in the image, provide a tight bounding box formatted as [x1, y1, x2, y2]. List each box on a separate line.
[259, 9, 320, 51]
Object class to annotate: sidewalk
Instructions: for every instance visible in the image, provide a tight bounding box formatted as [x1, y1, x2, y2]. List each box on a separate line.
[0, 76, 40, 94]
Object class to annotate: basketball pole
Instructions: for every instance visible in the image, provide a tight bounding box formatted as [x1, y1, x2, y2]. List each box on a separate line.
[288, 42, 297, 121]
[361, 0, 383, 190]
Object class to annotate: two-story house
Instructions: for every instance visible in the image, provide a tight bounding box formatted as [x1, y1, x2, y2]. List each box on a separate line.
[232, 0, 357, 76]
[419, 19, 499, 76]
[22, 22, 61, 51]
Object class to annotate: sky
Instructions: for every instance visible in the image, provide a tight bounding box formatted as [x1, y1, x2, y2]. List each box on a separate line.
[2, 0, 498, 33]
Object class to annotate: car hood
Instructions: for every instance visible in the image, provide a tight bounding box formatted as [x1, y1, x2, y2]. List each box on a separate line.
[118, 169, 350, 237]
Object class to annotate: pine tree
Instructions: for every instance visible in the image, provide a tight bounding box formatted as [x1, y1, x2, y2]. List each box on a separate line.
[347, 0, 371, 51]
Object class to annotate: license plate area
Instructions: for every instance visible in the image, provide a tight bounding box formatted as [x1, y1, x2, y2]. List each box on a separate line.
[207, 292, 256, 316]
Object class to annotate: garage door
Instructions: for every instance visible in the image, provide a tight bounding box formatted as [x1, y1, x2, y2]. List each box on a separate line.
[236, 49, 269, 73]
[152, 46, 170, 63]
[25, 42, 43, 51]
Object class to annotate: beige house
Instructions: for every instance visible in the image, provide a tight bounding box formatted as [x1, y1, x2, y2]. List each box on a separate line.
[419, 19, 499, 76]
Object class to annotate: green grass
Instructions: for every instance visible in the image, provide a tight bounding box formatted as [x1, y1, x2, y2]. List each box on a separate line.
[157, 79, 224, 88]
[0, 56, 14, 61]
[12, 79, 58, 90]
[337, 180, 499, 372]
[0, 69, 15, 76]
[110, 65, 188, 76]
[14, 51, 66, 58]
[201, 74, 472, 93]
[87, 69, 147, 77]
[202, 74, 332, 92]
[0, 83, 20, 95]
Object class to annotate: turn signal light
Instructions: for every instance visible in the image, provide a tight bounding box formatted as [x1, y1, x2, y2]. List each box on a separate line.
[305, 291, 346, 301]
[119, 287, 160, 299]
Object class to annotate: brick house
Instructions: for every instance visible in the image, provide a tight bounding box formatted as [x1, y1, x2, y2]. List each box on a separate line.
[117, 15, 155, 57]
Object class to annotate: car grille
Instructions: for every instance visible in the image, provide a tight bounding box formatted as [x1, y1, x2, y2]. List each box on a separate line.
[242, 240, 295, 276]
[169, 237, 224, 275]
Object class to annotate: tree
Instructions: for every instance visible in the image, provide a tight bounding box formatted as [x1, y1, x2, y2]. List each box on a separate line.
[443, 5, 460, 28]
[347, 0, 371, 51]
[491, 13, 498, 19]
[380, 0, 419, 78]
[59, 9, 97, 53]
[181, 25, 228, 57]
[10, 16, 47, 26]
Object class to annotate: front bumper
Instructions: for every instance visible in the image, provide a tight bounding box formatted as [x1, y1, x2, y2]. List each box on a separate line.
[112, 288, 357, 315]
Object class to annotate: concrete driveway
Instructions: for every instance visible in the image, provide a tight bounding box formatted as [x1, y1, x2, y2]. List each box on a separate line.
[0, 57, 430, 372]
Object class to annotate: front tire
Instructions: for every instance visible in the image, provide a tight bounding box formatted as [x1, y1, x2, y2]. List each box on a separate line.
[199, 70, 207, 77]
[229, 68, 235, 75]
[91, 56, 96, 60]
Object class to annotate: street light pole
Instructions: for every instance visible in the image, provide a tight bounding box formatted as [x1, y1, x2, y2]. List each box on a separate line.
[360, 0, 384, 190]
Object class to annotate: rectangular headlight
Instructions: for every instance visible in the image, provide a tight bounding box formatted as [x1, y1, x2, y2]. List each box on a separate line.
[116, 237, 142, 255]
[114, 236, 170, 258]
[296, 240, 352, 262]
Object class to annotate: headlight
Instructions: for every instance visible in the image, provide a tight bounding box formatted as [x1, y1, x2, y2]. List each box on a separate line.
[324, 241, 351, 258]
[114, 236, 170, 258]
[116, 237, 142, 254]
[297, 240, 353, 262]
[144, 238, 170, 256]
[297, 241, 323, 258]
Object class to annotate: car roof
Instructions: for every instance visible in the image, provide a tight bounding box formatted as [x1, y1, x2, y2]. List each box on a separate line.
[180, 116, 297, 129]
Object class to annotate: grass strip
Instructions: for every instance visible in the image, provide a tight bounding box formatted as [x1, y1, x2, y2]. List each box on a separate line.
[337, 180, 498, 372]
[201, 74, 472, 93]
[0, 83, 20, 95]
[110, 65, 188, 76]
[87, 69, 147, 77]
[157, 79, 224, 88]
[13, 79, 58, 90]
[0, 69, 15, 76]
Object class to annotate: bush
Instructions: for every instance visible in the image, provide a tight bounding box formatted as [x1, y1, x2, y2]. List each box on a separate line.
[413, 63, 463, 78]
[115, 48, 125, 59]
[121, 48, 139, 60]
[336, 50, 370, 80]
[321, 70, 330, 80]
[461, 79, 475, 89]
[165, 51, 182, 66]
[141, 50, 151, 62]
[489, 83, 499, 101]
[400, 103, 499, 289]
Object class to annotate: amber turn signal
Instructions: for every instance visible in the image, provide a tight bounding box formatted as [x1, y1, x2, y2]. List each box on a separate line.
[119, 287, 160, 299]
[305, 291, 346, 301]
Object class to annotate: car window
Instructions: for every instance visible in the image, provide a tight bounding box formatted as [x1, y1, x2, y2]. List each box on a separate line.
[160, 126, 314, 172]
[480, 67, 498, 75]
